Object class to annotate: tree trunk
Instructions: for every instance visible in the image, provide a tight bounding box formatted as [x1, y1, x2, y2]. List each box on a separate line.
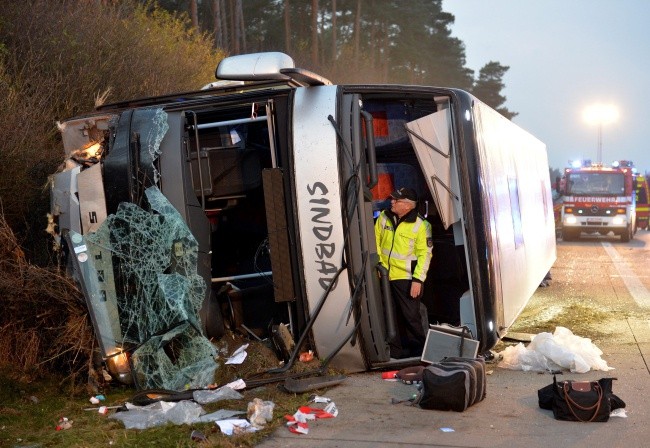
[212, 0, 223, 49]
[284, 0, 291, 54]
[220, 0, 229, 51]
[189, 0, 199, 29]
[229, 0, 237, 53]
[311, 0, 318, 66]
[331, 0, 337, 62]
[236, 0, 246, 53]
[353, 0, 361, 71]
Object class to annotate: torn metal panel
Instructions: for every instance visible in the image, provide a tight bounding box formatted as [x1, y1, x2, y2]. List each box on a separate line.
[57, 114, 115, 157]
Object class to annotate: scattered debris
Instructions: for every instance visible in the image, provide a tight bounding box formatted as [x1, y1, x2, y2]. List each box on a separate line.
[224, 378, 246, 390]
[190, 429, 208, 442]
[55, 417, 73, 431]
[247, 398, 275, 428]
[197, 409, 245, 423]
[192, 386, 243, 405]
[381, 370, 399, 381]
[285, 403, 338, 435]
[89, 395, 105, 404]
[225, 343, 250, 365]
[309, 395, 331, 404]
[109, 401, 205, 429]
[83, 405, 124, 412]
[216, 419, 258, 436]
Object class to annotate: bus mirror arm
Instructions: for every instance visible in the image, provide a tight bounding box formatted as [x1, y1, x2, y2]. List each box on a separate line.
[377, 263, 397, 343]
[360, 110, 378, 189]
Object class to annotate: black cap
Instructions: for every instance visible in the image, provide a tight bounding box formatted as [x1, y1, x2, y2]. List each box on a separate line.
[389, 187, 418, 202]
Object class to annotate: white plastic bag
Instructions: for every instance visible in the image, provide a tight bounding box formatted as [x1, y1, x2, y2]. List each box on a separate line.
[498, 342, 559, 372]
[497, 327, 613, 373]
[528, 331, 590, 373]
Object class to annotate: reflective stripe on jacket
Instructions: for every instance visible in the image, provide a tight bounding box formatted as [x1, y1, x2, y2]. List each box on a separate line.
[374, 209, 433, 282]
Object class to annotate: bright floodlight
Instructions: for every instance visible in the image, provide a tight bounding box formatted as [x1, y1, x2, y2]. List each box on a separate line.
[583, 104, 619, 125]
[582, 103, 619, 163]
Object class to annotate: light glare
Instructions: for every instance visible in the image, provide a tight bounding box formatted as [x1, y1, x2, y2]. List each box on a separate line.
[583, 104, 619, 125]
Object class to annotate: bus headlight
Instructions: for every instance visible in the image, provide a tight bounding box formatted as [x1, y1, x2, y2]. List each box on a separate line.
[106, 351, 133, 385]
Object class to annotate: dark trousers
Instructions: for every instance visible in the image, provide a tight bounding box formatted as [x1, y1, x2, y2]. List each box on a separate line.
[389, 279, 426, 358]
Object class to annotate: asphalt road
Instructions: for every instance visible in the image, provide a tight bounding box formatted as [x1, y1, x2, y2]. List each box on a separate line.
[258, 230, 650, 448]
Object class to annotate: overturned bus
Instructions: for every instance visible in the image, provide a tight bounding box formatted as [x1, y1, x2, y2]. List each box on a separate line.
[50, 52, 556, 388]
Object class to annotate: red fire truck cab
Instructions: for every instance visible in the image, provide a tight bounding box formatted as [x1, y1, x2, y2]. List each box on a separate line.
[558, 160, 636, 242]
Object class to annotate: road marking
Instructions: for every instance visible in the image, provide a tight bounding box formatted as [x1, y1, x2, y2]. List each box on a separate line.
[602, 242, 650, 307]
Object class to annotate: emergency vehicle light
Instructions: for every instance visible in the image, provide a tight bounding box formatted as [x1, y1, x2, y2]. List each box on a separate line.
[569, 159, 593, 168]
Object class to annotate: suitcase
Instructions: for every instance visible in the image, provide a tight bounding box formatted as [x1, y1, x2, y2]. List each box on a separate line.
[442, 356, 487, 403]
[415, 357, 486, 412]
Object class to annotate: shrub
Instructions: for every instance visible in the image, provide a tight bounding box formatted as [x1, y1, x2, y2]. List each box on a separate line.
[0, 0, 225, 263]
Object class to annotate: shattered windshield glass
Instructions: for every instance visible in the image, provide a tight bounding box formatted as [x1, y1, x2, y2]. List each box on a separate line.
[66, 108, 217, 391]
[131, 108, 168, 184]
[71, 187, 217, 390]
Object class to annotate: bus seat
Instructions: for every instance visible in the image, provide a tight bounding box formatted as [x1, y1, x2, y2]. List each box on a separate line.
[371, 163, 419, 212]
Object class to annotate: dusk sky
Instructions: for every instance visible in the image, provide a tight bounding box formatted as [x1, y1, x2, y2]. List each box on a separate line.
[442, 0, 650, 173]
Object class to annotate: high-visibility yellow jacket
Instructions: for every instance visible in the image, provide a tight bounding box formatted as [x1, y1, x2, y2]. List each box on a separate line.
[375, 209, 433, 282]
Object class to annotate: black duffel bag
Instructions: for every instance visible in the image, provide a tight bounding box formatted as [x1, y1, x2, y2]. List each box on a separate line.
[413, 357, 486, 412]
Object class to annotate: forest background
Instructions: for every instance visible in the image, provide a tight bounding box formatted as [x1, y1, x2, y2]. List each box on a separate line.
[0, 0, 516, 265]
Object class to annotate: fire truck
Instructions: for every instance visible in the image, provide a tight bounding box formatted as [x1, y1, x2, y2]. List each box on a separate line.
[635, 173, 649, 230]
[558, 160, 636, 241]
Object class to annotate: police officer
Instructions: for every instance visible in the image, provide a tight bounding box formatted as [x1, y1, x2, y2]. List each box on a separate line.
[375, 187, 433, 358]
